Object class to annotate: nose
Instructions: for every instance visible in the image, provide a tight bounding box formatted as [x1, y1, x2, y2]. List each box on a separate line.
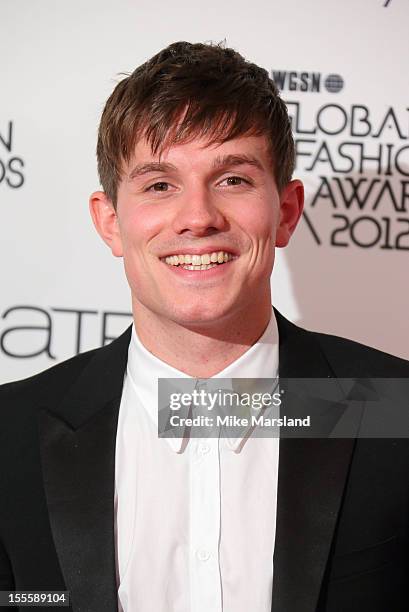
[172, 185, 226, 237]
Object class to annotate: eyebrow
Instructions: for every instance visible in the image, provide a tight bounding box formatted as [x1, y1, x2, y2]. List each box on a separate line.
[128, 162, 177, 180]
[211, 154, 265, 172]
[128, 153, 265, 180]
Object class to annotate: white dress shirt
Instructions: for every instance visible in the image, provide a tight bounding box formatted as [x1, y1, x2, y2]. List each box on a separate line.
[115, 309, 280, 612]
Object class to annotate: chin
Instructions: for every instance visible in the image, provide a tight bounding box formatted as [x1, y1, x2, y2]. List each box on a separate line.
[168, 303, 231, 327]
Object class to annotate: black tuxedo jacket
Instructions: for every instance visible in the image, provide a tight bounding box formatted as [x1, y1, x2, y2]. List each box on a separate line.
[1, 310, 409, 612]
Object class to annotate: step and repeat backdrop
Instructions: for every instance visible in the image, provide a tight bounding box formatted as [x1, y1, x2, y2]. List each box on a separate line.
[1, 0, 408, 383]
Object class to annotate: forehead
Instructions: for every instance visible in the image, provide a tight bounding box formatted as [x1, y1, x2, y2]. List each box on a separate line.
[125, 133, 273, 172]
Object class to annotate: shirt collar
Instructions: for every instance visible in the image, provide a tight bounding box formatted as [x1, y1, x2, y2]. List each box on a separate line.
[126, 307, 279, 453]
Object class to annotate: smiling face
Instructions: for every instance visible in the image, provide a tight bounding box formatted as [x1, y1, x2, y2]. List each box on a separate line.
[90, 133, 303, 333]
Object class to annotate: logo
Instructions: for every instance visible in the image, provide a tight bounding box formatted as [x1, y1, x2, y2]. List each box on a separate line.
[0, 121, 25, 189]
[0, 305, 132, 361]
[286, 99, 409, 251]
[271, 70, 344, 94]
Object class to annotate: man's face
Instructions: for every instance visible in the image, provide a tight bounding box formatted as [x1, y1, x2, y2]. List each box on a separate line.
[92, 133, 303, 329]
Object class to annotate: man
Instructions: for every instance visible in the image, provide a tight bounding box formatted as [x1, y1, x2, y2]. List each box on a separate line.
[0, 41, 408, 612]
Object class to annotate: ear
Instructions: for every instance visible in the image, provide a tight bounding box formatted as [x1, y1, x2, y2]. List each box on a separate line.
[275, 179, 304, 248]
[89, 191, 123, 257]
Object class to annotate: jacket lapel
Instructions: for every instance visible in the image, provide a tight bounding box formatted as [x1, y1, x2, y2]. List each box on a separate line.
[38, 326, 132, 612]
[272, 310, 359, 612]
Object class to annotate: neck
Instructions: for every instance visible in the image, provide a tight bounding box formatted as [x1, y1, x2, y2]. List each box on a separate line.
[132, 298, 273, 378]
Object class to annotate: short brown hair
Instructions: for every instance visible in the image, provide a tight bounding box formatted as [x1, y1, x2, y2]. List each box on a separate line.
[97, 41, 295, 206]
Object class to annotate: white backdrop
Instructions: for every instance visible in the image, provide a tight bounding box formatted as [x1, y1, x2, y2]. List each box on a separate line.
[1, 0, 408, 384]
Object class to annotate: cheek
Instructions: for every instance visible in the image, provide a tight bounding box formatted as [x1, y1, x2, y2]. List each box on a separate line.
[241, 202, 277, 242]
[119, 206, 160, 252]
[118, 209, 167, 290]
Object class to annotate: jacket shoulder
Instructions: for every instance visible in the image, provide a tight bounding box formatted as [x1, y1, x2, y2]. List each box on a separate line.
[310, 327, 409, 377]
[0, 324, 132, 407]
[0, 346, 102, 406]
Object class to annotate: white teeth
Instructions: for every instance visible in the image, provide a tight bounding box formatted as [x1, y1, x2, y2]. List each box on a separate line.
[162, 251, 237, 267]
[181, 263, 219, 270]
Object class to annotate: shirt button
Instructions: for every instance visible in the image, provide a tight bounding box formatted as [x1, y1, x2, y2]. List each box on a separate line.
[197, 549, 211, 562]
[197, 442, 210, 455]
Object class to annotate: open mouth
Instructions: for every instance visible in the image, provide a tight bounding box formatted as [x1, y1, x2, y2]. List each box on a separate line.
[160, 251, 238, 271]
